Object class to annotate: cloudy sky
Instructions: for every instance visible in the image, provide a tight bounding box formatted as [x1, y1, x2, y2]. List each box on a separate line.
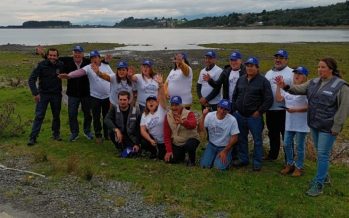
[0, 0, 345, 26]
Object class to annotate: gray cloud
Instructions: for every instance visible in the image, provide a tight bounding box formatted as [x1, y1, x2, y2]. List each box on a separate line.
[0, 0, 345, 26]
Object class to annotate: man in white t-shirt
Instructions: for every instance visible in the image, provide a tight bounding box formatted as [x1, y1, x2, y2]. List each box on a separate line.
[59, 50, 114, 144]
[197, 51, 223, 111]
[264, 49, 294, 160]
[200, 99, 240, 170]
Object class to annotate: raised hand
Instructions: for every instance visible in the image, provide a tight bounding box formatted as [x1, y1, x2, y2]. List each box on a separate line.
[203, 73, 211, 82]
[104, 54, 113, 63]
[274, 75, 285, 88]
[35, 45, 45, 56]
[154, 73, 164, 84]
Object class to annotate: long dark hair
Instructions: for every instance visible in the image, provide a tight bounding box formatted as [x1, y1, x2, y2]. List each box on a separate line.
[116, 68, 132, 85]
[320, 57, 341, 78]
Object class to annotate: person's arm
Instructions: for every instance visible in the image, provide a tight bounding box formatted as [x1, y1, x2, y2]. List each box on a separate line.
[217, 134, 238, 164]
[199, 108, 209, 132]
[258, 78, 274, 115]
[96, 71, 111, 82]
[205, 85, 221, 102]
[67, 68, 87, 78]
[163, 116, 173, 153]
[28, 65, 40, 97]
[196, 83, 203, 99]
[275, 85, 285, 102]
[208, 70, 225, 88]
[104, 106, 117, 130]
[141, 125, 156, 145]
[181, 111, 197, 129]
[332, 84, 349, 134]
[178, 61, 190, 77]
[155, 74, 167, 109]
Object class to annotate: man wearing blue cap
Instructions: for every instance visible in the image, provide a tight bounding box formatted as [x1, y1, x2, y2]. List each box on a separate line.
[197, 50, 223, 111]
[59, 50, 114, 144]
[199, 99, 240, 170]
[203, 51, 246, 102]
[232, 57, 273, 171]
[265, 49, 294, 161]
[163, 95, 200, 166]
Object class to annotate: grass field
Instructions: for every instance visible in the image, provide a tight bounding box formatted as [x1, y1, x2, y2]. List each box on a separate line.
[0, 42, 349, 217]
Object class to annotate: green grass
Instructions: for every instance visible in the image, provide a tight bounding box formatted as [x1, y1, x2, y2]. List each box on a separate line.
[1, 43, 349, 217]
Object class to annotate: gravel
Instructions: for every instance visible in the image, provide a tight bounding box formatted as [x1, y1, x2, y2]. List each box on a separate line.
[0, 156, 167, 218]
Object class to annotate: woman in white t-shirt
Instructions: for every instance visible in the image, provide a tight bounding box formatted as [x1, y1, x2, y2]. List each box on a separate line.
[276, 66, 310, 177]
[130, 60, 159, 113]
[95, 61, 135, 107]
[165, 53, 193, 109]
[140, 74, 167, 159]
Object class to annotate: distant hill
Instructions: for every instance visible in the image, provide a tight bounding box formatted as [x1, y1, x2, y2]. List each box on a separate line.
[114, 1, 349, 28]
[22, 21, 72, 28]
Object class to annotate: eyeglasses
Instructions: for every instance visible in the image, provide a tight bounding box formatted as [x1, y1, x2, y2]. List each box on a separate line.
[274, 56, 285, 60]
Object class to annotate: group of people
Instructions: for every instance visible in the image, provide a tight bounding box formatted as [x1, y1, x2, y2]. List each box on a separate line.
[27, 45, 349, 197]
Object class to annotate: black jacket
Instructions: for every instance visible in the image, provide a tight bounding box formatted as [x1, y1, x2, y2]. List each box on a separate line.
[104, 105, 141, 145]
[196, 64, 222, 103]
[208, 64, 246, 100]
[28, 59, 64, 96]
[232, 73, 273, 117]
[60, 57, 91, 98]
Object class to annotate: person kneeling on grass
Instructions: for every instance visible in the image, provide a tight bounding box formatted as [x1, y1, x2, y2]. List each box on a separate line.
[163, 96, 200, 166]
[199, 99, 239, 170]
[104, 91, 141, 157]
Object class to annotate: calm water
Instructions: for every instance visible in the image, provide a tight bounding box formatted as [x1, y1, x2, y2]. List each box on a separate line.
[0, 28, 348, 50]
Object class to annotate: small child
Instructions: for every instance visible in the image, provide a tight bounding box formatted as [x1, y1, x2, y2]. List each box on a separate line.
[275, 66, 310, 176]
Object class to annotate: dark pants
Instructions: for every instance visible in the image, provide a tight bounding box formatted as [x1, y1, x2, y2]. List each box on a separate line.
[171, 138, 200, 164]
[201, 104, 217, 112]
[29, 94, 62, 139]
[140, 138, 166, 160]
[266, 110, 286, 160]
[68, 95, 92, 135]
[91, 96, 110, 139]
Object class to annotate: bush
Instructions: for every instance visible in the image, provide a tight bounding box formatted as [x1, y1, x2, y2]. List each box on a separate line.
[0, 103, 28, 137]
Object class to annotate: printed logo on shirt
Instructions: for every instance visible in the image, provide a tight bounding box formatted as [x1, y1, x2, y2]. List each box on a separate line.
[147, 116, 159, 129]
[208, 125, 225, 137]
[145, 84, 158, 93]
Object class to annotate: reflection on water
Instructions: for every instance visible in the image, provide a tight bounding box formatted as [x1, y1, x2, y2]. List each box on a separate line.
[0, 28, 348, 51]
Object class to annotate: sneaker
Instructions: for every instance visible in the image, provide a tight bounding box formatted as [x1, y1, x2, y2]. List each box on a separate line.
[95, 137, 103, 144]
[69, 134, 79, 142]
[52, 135, 62, 141]
[306, 182, 323, 197]
[232, 160, 249, 168]
[84, 132, 94, 140]
[280, 165, 295, 175]
[27, 138, 36, 146]
[252, 166, 261, 171]
[292, 168, 303, 177]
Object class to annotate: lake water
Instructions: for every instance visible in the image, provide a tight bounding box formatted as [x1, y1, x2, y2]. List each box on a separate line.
[0, 28, 348, 50]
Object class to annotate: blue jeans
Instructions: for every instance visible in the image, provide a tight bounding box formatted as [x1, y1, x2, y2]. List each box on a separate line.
[284, 131, 307, 169]
[200, 142, 232, 170]
[311, 128, 336, 185]
[29, 94, 62, 139]
[235, 112, 264, 168]
[68, 96, 92, 135]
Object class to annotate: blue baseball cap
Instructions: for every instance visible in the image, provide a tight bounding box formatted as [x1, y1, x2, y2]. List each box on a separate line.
[293, 66, 309, 76]
[146, 95, 157, 101]
[142, 60, 153, 67]
[89, 50, 100, 58]
[170, 96, 182, 105]
[244, 57, 259, 66]
[205, 51, 216, 58]
[274, 49, 288, 59]
[230, 51, 242, 61]
[117, 61, 128, 69]
[73, 45, 84, 52]
[121, 146, 134, 158]
[218, 99, 231, 111]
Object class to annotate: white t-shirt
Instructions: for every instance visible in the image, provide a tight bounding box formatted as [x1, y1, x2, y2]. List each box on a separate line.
[134, 74, 159, 106]
[197, 65, 223, 105]
[228, 70, 240, 102]
[110, 74, 136, 106]
[204, 111, 240, 147]
[281, 90, 310, 133]
[140, 106, 167, 143]
[166, 67, 193, 105]
[83, 63, 114, 99]
[265, 66, 293, 110]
